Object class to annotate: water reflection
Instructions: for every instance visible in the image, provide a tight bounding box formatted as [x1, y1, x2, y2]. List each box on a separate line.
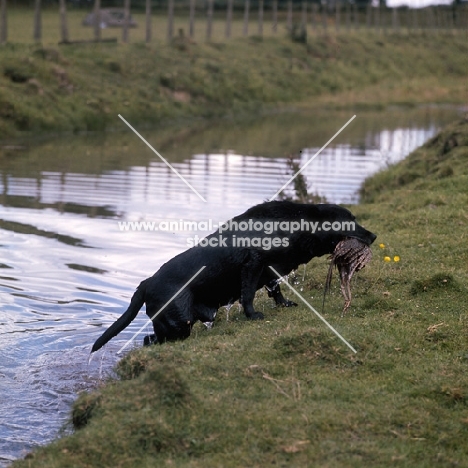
[0, 108, 456, 218]
[300, 125, 438, 203]
[0, 106, 463, 466]
[0, 123, 446, 212]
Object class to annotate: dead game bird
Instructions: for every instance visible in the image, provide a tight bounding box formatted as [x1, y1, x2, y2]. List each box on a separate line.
[324, 238, 373, 315]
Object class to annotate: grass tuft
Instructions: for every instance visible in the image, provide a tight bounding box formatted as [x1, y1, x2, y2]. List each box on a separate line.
[72, 392, 102, 429]
[410, 273, 460, 296]
[275, 329, 352, 367]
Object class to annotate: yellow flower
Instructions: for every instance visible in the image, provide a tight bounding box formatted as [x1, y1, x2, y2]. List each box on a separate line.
[379, 243, 385, 249]
[393, 256, 400, 262]
[384, 256, 391, 262]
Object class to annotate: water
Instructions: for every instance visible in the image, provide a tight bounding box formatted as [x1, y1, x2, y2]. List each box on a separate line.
[0, 105, 463, 465]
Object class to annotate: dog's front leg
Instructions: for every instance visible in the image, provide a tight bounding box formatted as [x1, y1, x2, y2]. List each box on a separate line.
[265, 279, 298, 307]
[240, 257, 264, 320]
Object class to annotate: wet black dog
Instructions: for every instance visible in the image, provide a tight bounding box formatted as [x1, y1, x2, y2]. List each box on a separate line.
[91, 201, 376, 352]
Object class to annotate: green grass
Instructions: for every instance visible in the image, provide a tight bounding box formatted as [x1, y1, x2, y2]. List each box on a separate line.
[0, 17, 467, 139]
[12, 118, 468, 467]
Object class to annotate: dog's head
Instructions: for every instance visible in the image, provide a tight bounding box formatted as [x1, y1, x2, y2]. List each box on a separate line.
[315, 204, 376, 251]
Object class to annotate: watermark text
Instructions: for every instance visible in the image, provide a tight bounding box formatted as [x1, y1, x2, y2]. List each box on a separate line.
[117, 218, 356, 251]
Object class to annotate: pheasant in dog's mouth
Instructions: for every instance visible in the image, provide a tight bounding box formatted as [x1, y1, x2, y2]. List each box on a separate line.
[325, 238, 373, 314]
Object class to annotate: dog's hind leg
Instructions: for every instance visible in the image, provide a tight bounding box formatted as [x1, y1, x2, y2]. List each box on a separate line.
[240, 256, 265, 320]
[194, 304, 218, 329]
[147, 293, 195, 343]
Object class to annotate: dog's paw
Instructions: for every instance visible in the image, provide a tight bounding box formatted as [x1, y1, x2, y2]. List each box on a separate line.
[283, 300, 298, 307]
[143, 334, 157, 346]
[247, 311, 264, 320]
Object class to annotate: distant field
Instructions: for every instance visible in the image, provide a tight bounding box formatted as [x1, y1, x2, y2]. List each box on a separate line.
[0, 28, 467, 139]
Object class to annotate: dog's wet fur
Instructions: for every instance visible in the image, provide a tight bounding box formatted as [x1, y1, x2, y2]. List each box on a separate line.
[91, 201, 376, 353]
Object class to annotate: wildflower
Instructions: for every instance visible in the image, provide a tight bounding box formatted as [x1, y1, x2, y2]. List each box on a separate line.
[393, 256, 400, 262]
[384, 256, 391, 262]
[379, 243, 385, 249]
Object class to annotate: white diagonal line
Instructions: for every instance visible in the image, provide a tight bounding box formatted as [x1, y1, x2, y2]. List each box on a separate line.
[118, 114, 207, 202]
[117, 266, 206, 354]
[269, 115, 356, 201]
[268, 266, 357, 353]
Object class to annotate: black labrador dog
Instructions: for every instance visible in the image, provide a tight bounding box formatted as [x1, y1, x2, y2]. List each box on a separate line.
[91, 201, 376, 352]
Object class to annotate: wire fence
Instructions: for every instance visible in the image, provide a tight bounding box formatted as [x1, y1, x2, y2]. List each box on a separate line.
[0, 0, 467, 45]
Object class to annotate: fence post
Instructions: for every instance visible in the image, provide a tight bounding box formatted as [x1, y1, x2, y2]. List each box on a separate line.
[392, 7, 398, 32]
[335, 0, 341, 32]
[382, 5, 387, 34]
[93, 0, 101, 41]
[123, 0, 130, 43]
[1, 0, 7, 44]
[449, 3, 454, 30]
[146, 0, 151, 43]
[206, 0, 213, 41]
[375, 3, 380, 33]
[446, 6, 452, 33]
[434, 6, 440, 34]
[189, 0, 196, 38]
[258, 0, 264, 35]
[366, 4, 371, 29]
[167, 0, 174, 41]
[226, 0, 233, 38]
[287, 0, 292, 31]
[439, 6, 447, 33]
[301, 0, 307, 29]
[345, 0, 350, 31]
[322, 3, 328, 33]
[58, 0, 68, 43]
[353, 2, 358, 30]
[405, 7, 411, 33]
[428, 6, 435, 33]
[451, 3, 457, 31]
[243, 0, 250, 36]
[311, 2, 317, 33]
[412, 7, 418, 33]
[272, 0, 278, 33]
[442, 6, 447, 32]
[33, 0, 41, 42]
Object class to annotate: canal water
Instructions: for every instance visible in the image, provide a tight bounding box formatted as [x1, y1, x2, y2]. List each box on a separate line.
[0, 105, 463, 465]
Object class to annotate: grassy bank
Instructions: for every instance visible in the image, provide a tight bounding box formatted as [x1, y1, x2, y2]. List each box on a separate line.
[0, 31, 467, 140]
[12, 117, 468, 467]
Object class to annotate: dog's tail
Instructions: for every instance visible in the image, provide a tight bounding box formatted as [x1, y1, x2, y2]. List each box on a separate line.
[91, 279, 148, 353]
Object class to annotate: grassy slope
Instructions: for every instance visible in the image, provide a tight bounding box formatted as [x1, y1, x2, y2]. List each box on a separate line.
[0, 31, 467, 140]
[12, 118, 468, 467]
